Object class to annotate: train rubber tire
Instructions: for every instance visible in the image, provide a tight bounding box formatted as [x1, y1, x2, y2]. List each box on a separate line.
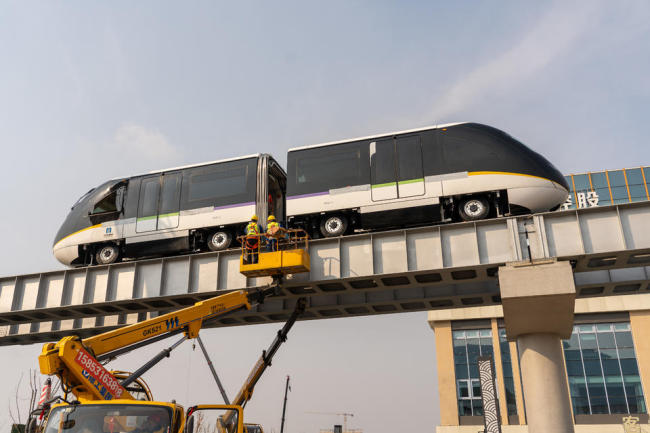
[458, 196, 490, 221]
[207, 231, 232, 251]
[95, 244, 120, 265]
[320, 215, 348, 237]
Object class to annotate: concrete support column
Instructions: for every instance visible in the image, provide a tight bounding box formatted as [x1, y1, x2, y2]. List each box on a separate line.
[517, 333, 573, 433]
[499, 260, 576, 433]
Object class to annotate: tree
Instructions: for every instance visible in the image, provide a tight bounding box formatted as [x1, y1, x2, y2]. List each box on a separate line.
[8, 369, 61, 428]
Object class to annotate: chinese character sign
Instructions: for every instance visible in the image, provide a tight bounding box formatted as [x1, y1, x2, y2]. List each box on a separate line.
[561, 191, 599, 210]
[622, 415, 650, 433]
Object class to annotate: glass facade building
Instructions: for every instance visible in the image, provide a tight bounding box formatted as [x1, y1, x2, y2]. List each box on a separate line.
[452, 329, 517, 417]
[453, 329, 493, 416]
[563, 323, 645, 416]
[453, 322, 646, 421]
[498, 329, 517, 416]
[563, 166, 650, 210]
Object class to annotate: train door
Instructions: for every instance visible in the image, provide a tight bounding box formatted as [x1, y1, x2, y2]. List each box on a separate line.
[256, 155, 286, 227]
[135, 172, 181, 233]
[370, 138, 398, 201]
[395, 135, 425, 197]
[158, 172, 182, 229]
[267, 166, 285, 222]
[370, 135, 425, 201]
[136, 175, 160, 232]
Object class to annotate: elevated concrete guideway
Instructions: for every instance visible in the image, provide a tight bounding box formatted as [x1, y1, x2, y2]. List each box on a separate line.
[1, 201, 650, 346]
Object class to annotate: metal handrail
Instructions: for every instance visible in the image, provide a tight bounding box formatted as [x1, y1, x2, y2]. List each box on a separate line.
[238, 228, 309, 259]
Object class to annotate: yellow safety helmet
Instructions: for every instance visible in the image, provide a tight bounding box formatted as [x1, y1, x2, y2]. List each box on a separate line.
[268, 215, 276, 222]
[251, 215, 258, 222]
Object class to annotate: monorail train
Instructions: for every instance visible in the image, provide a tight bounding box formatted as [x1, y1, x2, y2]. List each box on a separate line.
[285, 122, 569, 237]
[53, 122, 569, 266]
[53, 154, 286, 266]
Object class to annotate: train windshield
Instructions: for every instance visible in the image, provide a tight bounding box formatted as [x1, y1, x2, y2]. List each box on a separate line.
[44, 404, 172, 433]
[72, 188, 95, 209]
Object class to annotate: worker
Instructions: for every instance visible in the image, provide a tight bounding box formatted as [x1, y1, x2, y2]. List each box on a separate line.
[245, 215, 260, 264]
[266, 215, 281, 252]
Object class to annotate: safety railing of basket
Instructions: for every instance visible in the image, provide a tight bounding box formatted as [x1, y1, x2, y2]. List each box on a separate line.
[237, 228, 310, 259]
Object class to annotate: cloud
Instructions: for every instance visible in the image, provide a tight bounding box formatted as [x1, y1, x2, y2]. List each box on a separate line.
[428, 1, 606, 122]
[69, 123, 183, 185]
[112, 123, 181, 165]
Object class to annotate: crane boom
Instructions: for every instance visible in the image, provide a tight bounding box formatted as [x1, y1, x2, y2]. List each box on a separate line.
[38, 286, 279, 401]
[32, 233, 312, 433]
[213, 298, 306, 429]
[232, 298, 305, 407]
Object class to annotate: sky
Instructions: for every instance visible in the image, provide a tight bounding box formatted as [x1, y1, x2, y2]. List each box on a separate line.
[0, 1, 650, 432]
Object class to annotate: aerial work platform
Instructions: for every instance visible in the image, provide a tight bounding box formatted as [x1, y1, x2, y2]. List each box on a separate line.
[1, 201, 650, 345]
[239, 229, 310, 277]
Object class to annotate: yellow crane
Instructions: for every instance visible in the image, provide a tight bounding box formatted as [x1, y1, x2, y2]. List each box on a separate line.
[30, 233, 311, 433]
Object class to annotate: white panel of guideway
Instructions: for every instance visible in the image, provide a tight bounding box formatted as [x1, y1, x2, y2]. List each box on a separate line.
[61, 270, 89, 331]
[39, 274, 64, 332]
[373, 232, 408, 274]
[544, 204, 650, 257]
[341, 237, 373, 278]
[189, 255, 218, 293]
[15, 276, 40, 335]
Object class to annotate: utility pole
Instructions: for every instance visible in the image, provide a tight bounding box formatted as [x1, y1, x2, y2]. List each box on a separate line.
[280, 375, 290, 433]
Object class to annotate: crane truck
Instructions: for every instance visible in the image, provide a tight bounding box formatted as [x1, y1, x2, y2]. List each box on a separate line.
[30, 230, 311, 433]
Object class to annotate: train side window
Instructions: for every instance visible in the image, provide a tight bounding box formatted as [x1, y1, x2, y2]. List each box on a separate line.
[188, 165, 248, 202]
[295, 147, 362, 189]
[180, 158, 258, 211]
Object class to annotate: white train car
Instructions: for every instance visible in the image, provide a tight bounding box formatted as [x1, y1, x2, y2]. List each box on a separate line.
[285, 123, 569, 237]
[53, 154, 286, 266]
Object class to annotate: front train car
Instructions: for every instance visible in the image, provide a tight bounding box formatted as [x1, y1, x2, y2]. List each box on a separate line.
[53, 179, 126, 266]
[285, 122, 569, 238]
[438, 122, 569, 215]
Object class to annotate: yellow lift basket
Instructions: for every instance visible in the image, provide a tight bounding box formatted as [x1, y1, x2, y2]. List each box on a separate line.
[239, 228, 310, 277]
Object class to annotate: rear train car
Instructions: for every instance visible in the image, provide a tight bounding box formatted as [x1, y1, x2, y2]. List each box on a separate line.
[53, 154, 286, 266]
[285, 122, 569, 238]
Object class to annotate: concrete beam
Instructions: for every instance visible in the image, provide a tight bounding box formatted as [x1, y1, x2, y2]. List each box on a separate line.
[499, 260, 576, 340]
[498, 260, 576, 433]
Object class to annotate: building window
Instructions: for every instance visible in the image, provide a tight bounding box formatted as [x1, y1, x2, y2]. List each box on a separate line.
[589, 172, 612, 206]
[498, 329, 518, 416]
[608, 170, 629, 204]
[564, 176, 576, 209]
[453, 329, 494, 416]
[625, 168, 649, 202]
[644, 167, 650, 197]
[562, 323, 646, 415]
